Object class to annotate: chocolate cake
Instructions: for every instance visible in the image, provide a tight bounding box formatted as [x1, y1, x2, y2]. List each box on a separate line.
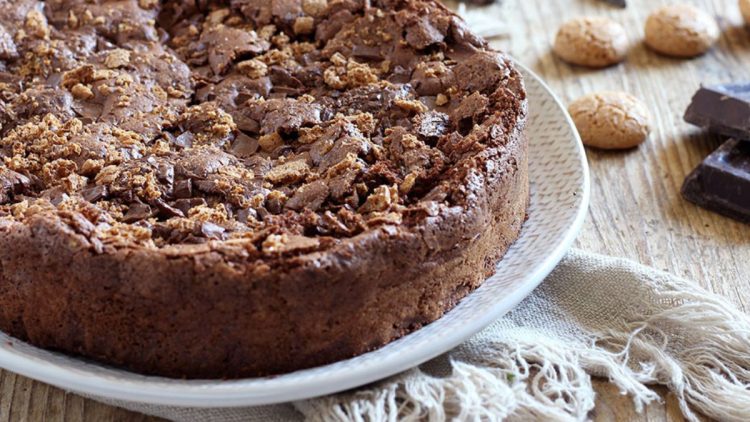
[0, 0, 528, 378]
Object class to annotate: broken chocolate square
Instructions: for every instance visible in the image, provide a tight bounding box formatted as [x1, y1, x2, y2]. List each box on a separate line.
[684, 83, 750, 140]
[682, 138, 750, 224]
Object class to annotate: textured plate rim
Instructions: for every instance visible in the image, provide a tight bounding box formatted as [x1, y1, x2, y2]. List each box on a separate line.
[0, 63, 590, 408]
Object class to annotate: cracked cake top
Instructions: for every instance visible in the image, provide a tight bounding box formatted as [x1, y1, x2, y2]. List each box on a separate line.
[0, 0, 525, 259]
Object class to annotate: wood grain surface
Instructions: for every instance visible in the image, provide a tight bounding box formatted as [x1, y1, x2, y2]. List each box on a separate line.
[1, 0, 747, 420]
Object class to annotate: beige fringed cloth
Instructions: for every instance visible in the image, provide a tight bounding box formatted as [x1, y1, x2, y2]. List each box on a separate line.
[100, 249, 750, 421]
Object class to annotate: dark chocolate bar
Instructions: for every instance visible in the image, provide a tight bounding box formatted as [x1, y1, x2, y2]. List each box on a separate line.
[601, 0, 627, 7]
[682, 138, 750, 224]
[684, 83, 750, 140]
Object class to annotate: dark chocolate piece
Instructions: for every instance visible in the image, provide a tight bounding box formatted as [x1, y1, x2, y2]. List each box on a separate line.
[684, 83, 750, 140]
[682, 139, 750, 223]
[601, 0, 627, 7]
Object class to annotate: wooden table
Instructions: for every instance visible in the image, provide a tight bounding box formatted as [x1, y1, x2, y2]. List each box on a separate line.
[1, 0, 748, 420]
[507, 0, 750, 419]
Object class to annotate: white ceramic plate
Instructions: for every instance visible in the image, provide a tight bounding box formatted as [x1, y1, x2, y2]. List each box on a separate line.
[0, 65, 590, 408]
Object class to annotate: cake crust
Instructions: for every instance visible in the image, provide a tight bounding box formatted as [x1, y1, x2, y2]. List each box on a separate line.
[0, 0, 528, 378]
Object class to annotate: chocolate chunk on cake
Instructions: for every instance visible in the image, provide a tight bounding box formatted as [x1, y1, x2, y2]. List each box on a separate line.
[0, 0, 528, 378]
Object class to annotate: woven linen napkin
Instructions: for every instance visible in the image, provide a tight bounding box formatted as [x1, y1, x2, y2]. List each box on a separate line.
[99, 248, 750, 422]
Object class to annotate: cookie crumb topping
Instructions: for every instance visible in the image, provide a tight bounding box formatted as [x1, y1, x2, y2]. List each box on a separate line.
[0, 0, 524, 257]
